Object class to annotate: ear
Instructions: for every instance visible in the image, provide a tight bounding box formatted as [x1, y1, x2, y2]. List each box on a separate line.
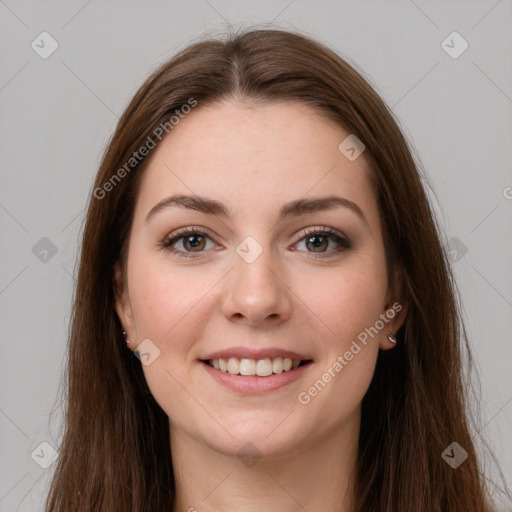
[379, 266, 408, 351]
[378, 299, 408, 351]
[113, 263, 135, 343]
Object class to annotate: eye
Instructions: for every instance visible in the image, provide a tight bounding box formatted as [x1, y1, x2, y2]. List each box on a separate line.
[161, 227, 218, 259]
[293, 226, 351, 258]
[161, 225, 351, 260]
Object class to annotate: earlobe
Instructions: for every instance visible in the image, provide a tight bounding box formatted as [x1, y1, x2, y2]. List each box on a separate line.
[379, 299, 408, 351]
[393, 299, 408, 333]
[379, 329, 399, 351]
[113, 264, 134, 335]
[387, 334, 397, 344]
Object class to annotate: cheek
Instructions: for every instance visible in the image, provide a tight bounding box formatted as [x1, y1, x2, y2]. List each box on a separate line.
[128, 253, 215, 344]
[127, 256, 216, 420]
[294, 260, 388, 350]
[292, 267, 385, 428]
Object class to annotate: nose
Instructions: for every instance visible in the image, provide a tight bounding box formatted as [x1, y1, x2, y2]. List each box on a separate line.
[221, 245, 292, 327]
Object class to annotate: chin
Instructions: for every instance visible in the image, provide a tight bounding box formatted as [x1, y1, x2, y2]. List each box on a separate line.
[199, 421, 306, 461]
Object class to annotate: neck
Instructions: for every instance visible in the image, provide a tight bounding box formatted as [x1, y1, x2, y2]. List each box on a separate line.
[170, 411, 360, 512]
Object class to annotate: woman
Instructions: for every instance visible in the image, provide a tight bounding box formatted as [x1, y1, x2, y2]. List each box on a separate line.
[44, 28, 507, 511]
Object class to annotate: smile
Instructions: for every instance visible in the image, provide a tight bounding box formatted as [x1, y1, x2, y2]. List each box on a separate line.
[205, 357, 308, 376]
[200, 357, 314, 394]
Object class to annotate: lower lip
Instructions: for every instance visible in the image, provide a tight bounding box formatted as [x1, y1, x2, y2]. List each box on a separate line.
[201, 361, 313, 394]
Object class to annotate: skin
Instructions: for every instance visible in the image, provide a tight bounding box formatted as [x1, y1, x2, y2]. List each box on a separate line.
[115, 99, 407, 512]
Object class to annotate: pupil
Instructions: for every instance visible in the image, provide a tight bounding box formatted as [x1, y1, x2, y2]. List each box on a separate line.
[309, 236, 321, 247]
[307, 235, 327, 252]
[188, 236, 202, 248]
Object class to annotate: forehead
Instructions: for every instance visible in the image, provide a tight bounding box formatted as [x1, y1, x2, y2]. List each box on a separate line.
[134, 100, 379, 228]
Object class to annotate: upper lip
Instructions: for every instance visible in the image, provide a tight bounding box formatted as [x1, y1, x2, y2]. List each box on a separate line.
[201, 347, 313, 361]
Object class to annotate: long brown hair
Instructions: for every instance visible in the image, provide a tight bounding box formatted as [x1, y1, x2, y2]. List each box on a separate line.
[43, 28, 509, 511]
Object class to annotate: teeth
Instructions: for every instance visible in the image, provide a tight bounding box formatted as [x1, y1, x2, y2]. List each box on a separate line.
[218, 358, 228, 372]
[239, 358, 256, 375]
[272, 357, 283, 374]
[227, 358, 239, 374]
[256, 358, 273, 377]
[207, 357, 303, 376]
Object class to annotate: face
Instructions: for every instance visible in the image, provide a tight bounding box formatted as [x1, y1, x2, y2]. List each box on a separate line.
[115, 99, 406, 459]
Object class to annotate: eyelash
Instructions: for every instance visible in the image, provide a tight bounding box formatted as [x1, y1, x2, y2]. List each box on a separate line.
[161, 226, 351, 260]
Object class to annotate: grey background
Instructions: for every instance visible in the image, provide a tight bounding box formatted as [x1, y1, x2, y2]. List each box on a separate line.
[1, 0, 511, 509]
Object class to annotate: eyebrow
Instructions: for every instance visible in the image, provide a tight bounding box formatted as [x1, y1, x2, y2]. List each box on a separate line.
[145, 194, 368, 225]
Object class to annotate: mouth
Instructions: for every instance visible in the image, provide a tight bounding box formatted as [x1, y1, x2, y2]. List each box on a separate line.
[200, 357, 313, 377]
